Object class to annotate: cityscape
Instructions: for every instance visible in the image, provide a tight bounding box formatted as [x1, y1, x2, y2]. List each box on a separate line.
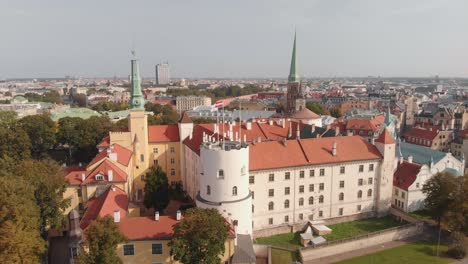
[1, 1, 468, 264]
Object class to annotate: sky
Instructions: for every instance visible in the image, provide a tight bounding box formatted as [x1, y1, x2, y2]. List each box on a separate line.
[0, 0, 468, 79]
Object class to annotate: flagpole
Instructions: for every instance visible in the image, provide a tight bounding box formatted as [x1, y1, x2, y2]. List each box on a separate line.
[239, 100, 242, 144]
[216, 107, 219, 143]
[222, 102, 225, 148]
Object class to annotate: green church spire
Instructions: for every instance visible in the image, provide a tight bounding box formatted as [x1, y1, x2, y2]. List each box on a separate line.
[129, 50, 145, 110]
[288, 31, 299, 83]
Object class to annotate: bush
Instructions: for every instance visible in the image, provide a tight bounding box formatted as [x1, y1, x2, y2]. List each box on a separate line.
[447, 232, 466, 259]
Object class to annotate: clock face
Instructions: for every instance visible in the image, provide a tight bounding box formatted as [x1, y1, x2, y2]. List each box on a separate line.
[134, 99, 140, 106]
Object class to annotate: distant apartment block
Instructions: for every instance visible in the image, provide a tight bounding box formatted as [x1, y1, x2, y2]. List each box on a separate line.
[175, 96, 211, 112]
[155, 63, 170, 85]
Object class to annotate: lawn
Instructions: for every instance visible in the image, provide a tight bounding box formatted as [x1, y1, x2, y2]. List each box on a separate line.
[255, 231, 302, 249]
[409, 210, 432, 220]
[323, 216, 404, 241]
[270, 248, 300, 264]
[335, 240, 453, 264]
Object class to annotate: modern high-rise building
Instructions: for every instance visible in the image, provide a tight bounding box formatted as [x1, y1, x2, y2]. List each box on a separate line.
[155, 62, 170, 85]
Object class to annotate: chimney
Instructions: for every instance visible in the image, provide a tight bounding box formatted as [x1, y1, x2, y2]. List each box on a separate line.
[408, 155, 413, 164]
[176, 210, 181, 221]
[243, 134, 247, 143]
[81, 173, 85, 182]
[246, 122, 252, 130]
[109, 152, 117, 162]
[268, 120, 273, 126]
[108, 170, 113, 182]
[335, 126, 340, 136]
[282, 138, 287, 146]
[371, 137, 375, 145]
[112, 186, 116, 192]
[311, 124, 316, 133]
[296, 124, 300, 139]
[113, 210, 120, 223]
[282, 118, 286, 128]
[399, 156, 404, 164]
[332, 141, 337, 156]
[155, 211, 160, 221]
[257, 136, 262, 143]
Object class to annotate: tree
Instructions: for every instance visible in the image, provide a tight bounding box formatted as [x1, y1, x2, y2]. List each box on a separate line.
[422, 172, 459, 227]
[0, 177, 45, 263]
[74, 116, 113, 162]
[143, 166, 169, 211]
[74, 94, 87, 107]
[442, 174, 468, 234]
[169, 208, 231, 264]
[76, 216, 127, 264]
[0, 111, 17, 128]
[329, 107, 342, 118]
[0, 125, 31, 161]
[19, 113, 56, 158]
[57, 117, 83, 161]
[447, 231, 466, 259]
[306, 102, 327, 115]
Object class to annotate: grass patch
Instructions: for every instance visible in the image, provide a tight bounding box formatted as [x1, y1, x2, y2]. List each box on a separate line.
[270, 248, 300, 264]
[324, 216, 404, 241]
[335, 240, 453, 264]
[255, 232, 302, 249]
[409, 210, 432, 220]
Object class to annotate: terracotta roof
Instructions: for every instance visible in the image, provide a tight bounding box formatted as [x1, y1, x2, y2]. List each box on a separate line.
[290, 108, 321, 119]
[80, 186, 128, 229]
[97, 136, 110, 148]
[393, 161, 421, 191]
[148, 125, 180, 142]
[376, 128, 396, 144]
[118, 216, 179, 240]
[64, 169, 87, 186]
[179, 112, 193, 124]
[82, 159, 127, 185]
[346, 116, 384, 132]
[404, 127, 438, 141]
[88, 144, 132, 168]
[249, 136, 382, 171]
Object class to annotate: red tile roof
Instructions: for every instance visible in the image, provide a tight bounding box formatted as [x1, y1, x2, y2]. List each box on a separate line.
[148, 125, 180, 143]
[290, 108, 321, 119]
[82, 159, 127, 185]
[64, 169, 86, 186]
[376, 128, 396, 144]
[97, 136, 110, 148]
[118, 216, 179, 240]
[346, 116, 384, 132]
[404, 127, 438, 141]
[249, 136, 382, 171]
[88, 143, 132, 168]
[393, 161, 421, 191]
[80, 186, 128, 229]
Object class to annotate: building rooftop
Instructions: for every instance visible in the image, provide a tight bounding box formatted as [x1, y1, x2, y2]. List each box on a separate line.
[51, 108, 102, 121]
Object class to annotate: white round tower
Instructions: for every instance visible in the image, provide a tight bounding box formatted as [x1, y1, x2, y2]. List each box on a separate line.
[196, 141, 252, 235]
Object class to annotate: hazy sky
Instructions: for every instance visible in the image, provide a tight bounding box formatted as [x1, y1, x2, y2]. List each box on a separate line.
[1, 0, 468, 79]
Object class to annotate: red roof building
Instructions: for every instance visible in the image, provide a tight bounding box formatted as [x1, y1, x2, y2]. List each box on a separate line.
[148, 125, 180, 143]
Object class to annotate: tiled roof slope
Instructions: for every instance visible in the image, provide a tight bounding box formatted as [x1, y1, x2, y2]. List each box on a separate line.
[148, 125, 180, 142]
[88, 143, 132, 168]
[393, 161, 421, 191]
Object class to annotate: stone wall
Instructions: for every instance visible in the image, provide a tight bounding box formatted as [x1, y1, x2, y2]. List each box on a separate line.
[300, 223, 423, 263]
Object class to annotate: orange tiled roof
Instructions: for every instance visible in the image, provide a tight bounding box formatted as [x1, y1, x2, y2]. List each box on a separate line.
[64, 169, 86, 186]
[80, 186, 128, 229]
[290, 108, 321, 119]
[249, 136, 382, 171]
[346, 116, 384, 132]
[118, 216, 179, 240]
[83, 159, 127, 185]
[88, 143, 132, 168]
[393, 161, 421, 191]
[404, 127, 438, 141]
[148, 125, 180, 143]
[97, 136, 110, 148]
[376, 128, 396, 144]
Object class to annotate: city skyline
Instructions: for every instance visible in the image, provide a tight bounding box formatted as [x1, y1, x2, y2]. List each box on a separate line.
[1, 0, 468, 79]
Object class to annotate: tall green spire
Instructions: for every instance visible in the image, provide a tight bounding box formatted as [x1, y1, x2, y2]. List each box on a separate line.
[129, 51, 145, 110]
[288, 31, 299, 83]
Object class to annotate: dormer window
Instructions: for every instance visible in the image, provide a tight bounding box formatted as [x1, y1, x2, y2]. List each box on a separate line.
[95, 174, 104, 181]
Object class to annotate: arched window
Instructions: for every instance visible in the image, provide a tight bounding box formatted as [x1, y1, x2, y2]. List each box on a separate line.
[284, 199, 290, 209]
[206, 185, 211, 195]
[232, 186, 238, 196]
[309, 196, 314, 205]
[218, 169, 224, 179]
[268, 202, 274, 211]
[299, 198, 304, 206]
[339, 192, 344, 201]
[367, 189, 372, 197]
[319, 195, 324, 203]
[171, 168, 175, 176]
[358, 190, 363, 198]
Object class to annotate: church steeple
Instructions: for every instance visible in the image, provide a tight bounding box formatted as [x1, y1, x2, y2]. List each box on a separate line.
[288, 31, 299, 83]
[129, 51, 145, 110]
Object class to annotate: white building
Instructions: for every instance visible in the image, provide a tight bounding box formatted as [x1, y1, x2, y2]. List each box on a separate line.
[175, 96, 212, 113]
[155, 63, 170, 85]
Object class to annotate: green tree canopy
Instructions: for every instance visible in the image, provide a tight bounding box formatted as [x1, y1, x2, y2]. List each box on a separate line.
[169, 208, 231, 264]
[76, 216, 127, 264]
[143, 166, 169, 211]
[306, 102, 328, 115]
[19, 113, 56, 158]
[0, 111, 17, 128]
[329, 107, 342, 118]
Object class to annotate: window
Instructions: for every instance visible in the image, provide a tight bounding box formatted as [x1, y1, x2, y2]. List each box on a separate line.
[171, 169, 175, 176]
[299, 185, 304, 193]
[252, 205, 254, 213]
[299, 198, 304, 206]
[206, 185, 211, 195]
[232, 186, 238, 196]
[153, 148, 158, 154]
[358, 190, 363, 198]
[251, 191, 254, 199]
[77, 189, 82, 197]
[249, 176, 255, 184]
[416, 183, 420, 188]
[284, 199, 290, 208]
[170, 147, 175, 153]
[140, 154, 144, 162]
[339, 192, 344, 201]
[284, 172, 290, 180]
[340, 166, 345, 174]
[285, 187, 290, 195]
[299, 213, 304, 220]
[154, 159, 158, 166]
[299, 170, 305, 178]
[357, 205, 362, 211]
[319, 183, 324, 191]
[218, 170, 224, 179]
[268, 189, 274, 197]
[269, 173, 275, 182]
[402, 192, 405, 199]
[319, 210, 323, 217]
[95, 174, 104, 181]
[339, 180, 344, 188]
[284, 215, 289, 223]
[319, 195, 324, 203]
[368, 178, 373, 185]
[310, 169, 315, 177]
[309, 196, 314, 205]
[369, 164, 374, 171]
[367, 189, 372, 197]
[339, 208, 343, 216]
[358, 178, 363, 186]
[359, 165, 364, 172]
[152, 243, 162, 254]
[268, 202, 274, 211]
[320, 169, 325, 176]
[170, 158, 175, 164]
[268, 218, 273, 225]
[309, 184, 314, 192]
[395, 189, 399, 196]
[123, 244, 134, 256]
